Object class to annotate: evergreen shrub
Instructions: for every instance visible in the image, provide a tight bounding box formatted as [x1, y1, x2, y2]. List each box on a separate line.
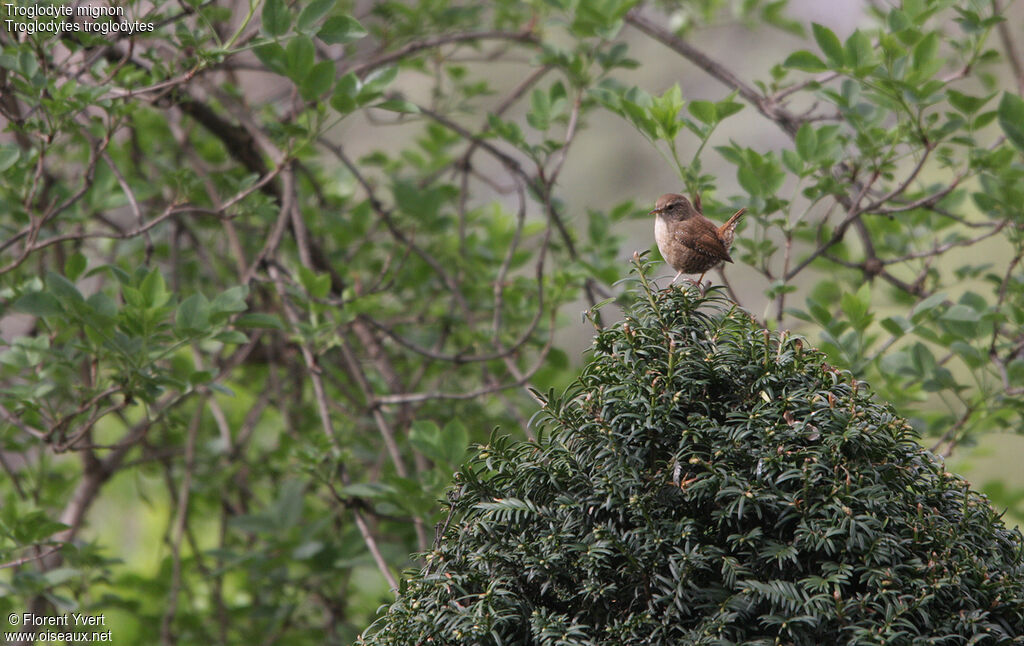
[361, 265, 1024, 645]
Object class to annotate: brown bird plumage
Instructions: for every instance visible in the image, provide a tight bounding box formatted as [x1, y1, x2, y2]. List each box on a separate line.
[651, 193, 746, 285]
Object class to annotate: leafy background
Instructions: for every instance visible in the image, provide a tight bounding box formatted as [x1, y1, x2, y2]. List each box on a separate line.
[1, 0, 1023, 643]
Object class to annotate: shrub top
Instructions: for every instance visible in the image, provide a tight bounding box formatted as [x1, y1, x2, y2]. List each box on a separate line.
[360, 271, 1024, 645]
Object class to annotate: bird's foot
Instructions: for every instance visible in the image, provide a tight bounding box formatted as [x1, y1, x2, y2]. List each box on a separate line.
[694, 274, 709, 296]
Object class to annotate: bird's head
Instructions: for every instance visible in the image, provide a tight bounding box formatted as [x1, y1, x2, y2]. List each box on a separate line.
[650, 193, 698, 222]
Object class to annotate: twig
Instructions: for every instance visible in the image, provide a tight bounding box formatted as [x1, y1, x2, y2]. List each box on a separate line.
[994, 0, 1024, 93]
[859, 145, 934, 214]
[345, 30, 539, 77]
[160, 405, 202, 646]
[930, 406, 975, 456]
[0, 544, 63, 570]
[325, 480, 399, 591]
[625, 8, 802, 137]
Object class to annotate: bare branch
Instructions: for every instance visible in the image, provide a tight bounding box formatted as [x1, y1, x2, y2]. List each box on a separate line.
[345, 30, 539, 77]
[625, 7, 802, 138]
[994, 0, 1024, 93]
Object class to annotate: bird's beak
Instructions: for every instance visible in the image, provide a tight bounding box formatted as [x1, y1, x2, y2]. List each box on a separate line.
[649, 207, 661, 215]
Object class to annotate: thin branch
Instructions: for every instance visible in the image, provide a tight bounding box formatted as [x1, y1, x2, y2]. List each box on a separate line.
[880, 220, 1009, 265]
[930, 405, 975, 457]
[785, 171, 879, 280]
[994, 0, 1024, 93]
[373, 308, 557, 407]
[859, 144, 934, 214]
[545, 91, 583, 187]
[0, 403, 46, 439]
[345, 30, 539, 77]
[325, 479, 399, 591]
[160, 404, 202, 646]
[870, 175, 964, 216]
[0, 544, 63, 570]
[772, 71, 841, 101]
[625, 8, 802, 138]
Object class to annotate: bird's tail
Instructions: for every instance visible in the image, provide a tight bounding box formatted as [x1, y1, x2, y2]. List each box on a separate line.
[722, 207, 746, 231]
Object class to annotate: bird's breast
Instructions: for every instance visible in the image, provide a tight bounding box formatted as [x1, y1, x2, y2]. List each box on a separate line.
[654, 216, 671, 259]
[654, 216, 689, 270]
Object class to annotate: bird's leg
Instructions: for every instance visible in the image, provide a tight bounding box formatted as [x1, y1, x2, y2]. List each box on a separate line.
[696, 271, 708, 295]
[661, 270, 683, 292]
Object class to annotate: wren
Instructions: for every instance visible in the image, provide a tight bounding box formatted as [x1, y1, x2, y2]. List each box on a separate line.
[651, 193, 746, 285]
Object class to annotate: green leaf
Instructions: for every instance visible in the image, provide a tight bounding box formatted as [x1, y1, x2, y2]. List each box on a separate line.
[254, 43, 288, 76]
[783, 50, 827, 72]
[440, 420, 469, 466]
[881, 315, 911, 337]
[947, 89, 990, 115]
[373, 99, 420, 113]
[140, 268, 169, 308]
[285, 35, 316, 82]
[235, 313, 284, 329]
[488, 113, 526, 146]
[188, 370, 214, 386]
[176, 293, 210, 333]
[795, 123, 817, 160]
[737, 165, 762, 197]
[211, 286, 249, 315]
[297, 0, 335, 32]
[0, 144, 20, 172]
[649, 84, 684, 139]
[47, 271, 84, 304]
[410, 420, 468, 467]
[214, 330, 249, 345]
[887, 9, 910, 32]
[292, 540, 325, 560]
[317, 14, 366, 45]
[998, 92, 1024, 154]
[272, 479, 305, 529]
[330, 72, 359, 112]
[298, 266, 331, 298]
[17, 49, 38, 79]
[951, 340, 984, 368]
[549, 81, 568, 116]
[911, 32, 939, 73]
[300, 60, 335, 100]
[844, 29, 875, 73]
[65, 252, 87, 282]
[973, 110, 998, 129]
[338, 482, 395, 500]
[840, 282, 872, 331]
[688, 100, 716, 125]
[409, 420, 444, 463]
[621, 99, 658, 140]
[42, 567, 80, 587]
[261, 0, 291, 37]
[812, 23, 844, 66]
[911, 292, 947, 322]
[229, 512, 278, 534]
[10, 511, 68, 543]
[358, 66, 398, 103]
[14, 291, 62, 317]
[911, 342, 936, 374]
[781, 149, 804, 175]
[87, 292, 117, 319]
[941, 304, 980, 322]
[527, 88, 551, 130]
[715, 99, 743, 119]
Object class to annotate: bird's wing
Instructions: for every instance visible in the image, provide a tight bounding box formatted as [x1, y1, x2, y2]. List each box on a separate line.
[678, 219, 733, 262]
